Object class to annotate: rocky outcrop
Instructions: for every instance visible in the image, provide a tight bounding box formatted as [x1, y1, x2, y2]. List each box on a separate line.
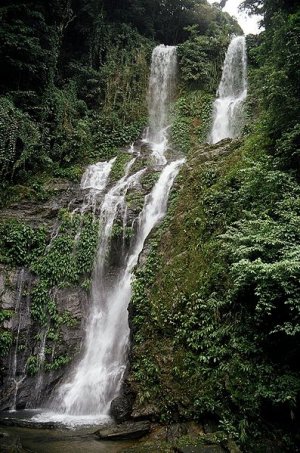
[110, 381, 136, 423]
[94, 420, 151, 440]
[0, 268, 89, 411]
[0, 145, 166, 414]
[0, 178, 88, 411]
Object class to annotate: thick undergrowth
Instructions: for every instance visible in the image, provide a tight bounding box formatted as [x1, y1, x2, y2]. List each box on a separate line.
[129, 2, 300, 450]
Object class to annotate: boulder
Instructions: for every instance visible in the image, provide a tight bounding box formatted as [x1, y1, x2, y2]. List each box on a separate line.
[227, 439, 242, 453]
[0, 417, 57, 430]
[94, 421, 151, 441]
[110, 380, 136, 422]
[110, 395, 132, 423]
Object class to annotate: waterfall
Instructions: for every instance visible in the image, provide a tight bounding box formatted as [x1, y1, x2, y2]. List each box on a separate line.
[33, 45, 184, 426]
[209, 36, 247, 144]
[144, 45, 177, 165]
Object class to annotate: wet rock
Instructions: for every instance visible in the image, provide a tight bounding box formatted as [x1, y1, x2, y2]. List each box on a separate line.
[94, 420, 151, 440]
[110, 395, 132, 423]
[0, 417, 57, 430]
[147, 424, 167, 441]
[148, 422, 204, 442]
[0, 430, 28, 452]
[110, 381, 136, 422]
[110, 379, 135, 423]
[203, 418, 218, 434]
[55, 287, 89, 327]
[0, 274, 5, 296]
[1, 289, 15, 310]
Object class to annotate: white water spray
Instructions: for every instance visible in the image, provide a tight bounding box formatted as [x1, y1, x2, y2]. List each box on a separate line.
[210, 36, 247, 144]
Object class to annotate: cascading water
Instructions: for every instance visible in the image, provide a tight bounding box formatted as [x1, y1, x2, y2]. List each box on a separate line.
[144, 45, 177, 164]
[209, 36, 247, 144]
[33, 45, 184, 425]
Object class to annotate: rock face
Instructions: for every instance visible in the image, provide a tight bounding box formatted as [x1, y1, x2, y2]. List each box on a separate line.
[94, 420, 151, 440]
[0, 179, 89, 411]
[0, 265, 89, 411]
[0, 149, 163, 414]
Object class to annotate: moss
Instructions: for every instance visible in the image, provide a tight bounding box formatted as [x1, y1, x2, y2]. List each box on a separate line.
[0, 330, 13, 356]
[140, 170, 160, 192]
[110, 153, 133, 183]
[130, 156, 150, 175]
[126, 188, 145, 213]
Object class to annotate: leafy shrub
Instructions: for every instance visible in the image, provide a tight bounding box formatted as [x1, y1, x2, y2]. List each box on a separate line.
[0, 97, 40, 182]
[178, 29, 228, 92]
[0, 220, 46, 266]
[0, 331, 13, 356]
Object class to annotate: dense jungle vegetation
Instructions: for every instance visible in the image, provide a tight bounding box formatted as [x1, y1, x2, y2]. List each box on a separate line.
[130, 0, 300, 450]
[0, 0, 238, 199]
[0, 0, 300, 451]
[0, 0, 239, 389]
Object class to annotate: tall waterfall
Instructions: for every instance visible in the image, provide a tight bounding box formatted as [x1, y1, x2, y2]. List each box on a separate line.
[34, 45, 183, 425]
[144, 45, 177, 165]
[209, 36, 247, 144]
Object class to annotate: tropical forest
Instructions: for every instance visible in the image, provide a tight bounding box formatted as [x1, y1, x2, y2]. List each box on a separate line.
[0, 0, 299, 452]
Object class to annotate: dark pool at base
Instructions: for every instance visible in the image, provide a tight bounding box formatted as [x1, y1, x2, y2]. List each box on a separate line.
[0, 411, 137, 452]
[1, 426, 138, 452]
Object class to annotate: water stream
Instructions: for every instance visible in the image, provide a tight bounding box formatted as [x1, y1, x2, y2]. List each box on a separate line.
[209, 35, 247, 143]
[29, 44, 184, 426]
[144, 44, 177, 164]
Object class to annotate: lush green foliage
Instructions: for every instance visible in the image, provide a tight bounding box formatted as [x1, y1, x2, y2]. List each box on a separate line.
[0, 211, 98, 372]
[178, 30, 228, 92]
[30, 210, 98, 323]
[131, 141, 300, 449]
[0, 220, 46, 266]
[110, 153, 133, 183]
[0, 330, 13, 357]
[171, 90, 213, 152]
[0, 97, 40, 182]
[2, 0, 299, 448]
[0, 3, 152, 187]
[130, 1, 300, 449]
[243, 3, 300, 173]
[0, 0, 241, 189]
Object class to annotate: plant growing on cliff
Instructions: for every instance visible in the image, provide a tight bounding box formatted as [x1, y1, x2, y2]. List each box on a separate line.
[0, 97, 40, 182]
[0, 220, 46, 266]
[0, 331, 13, 356]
